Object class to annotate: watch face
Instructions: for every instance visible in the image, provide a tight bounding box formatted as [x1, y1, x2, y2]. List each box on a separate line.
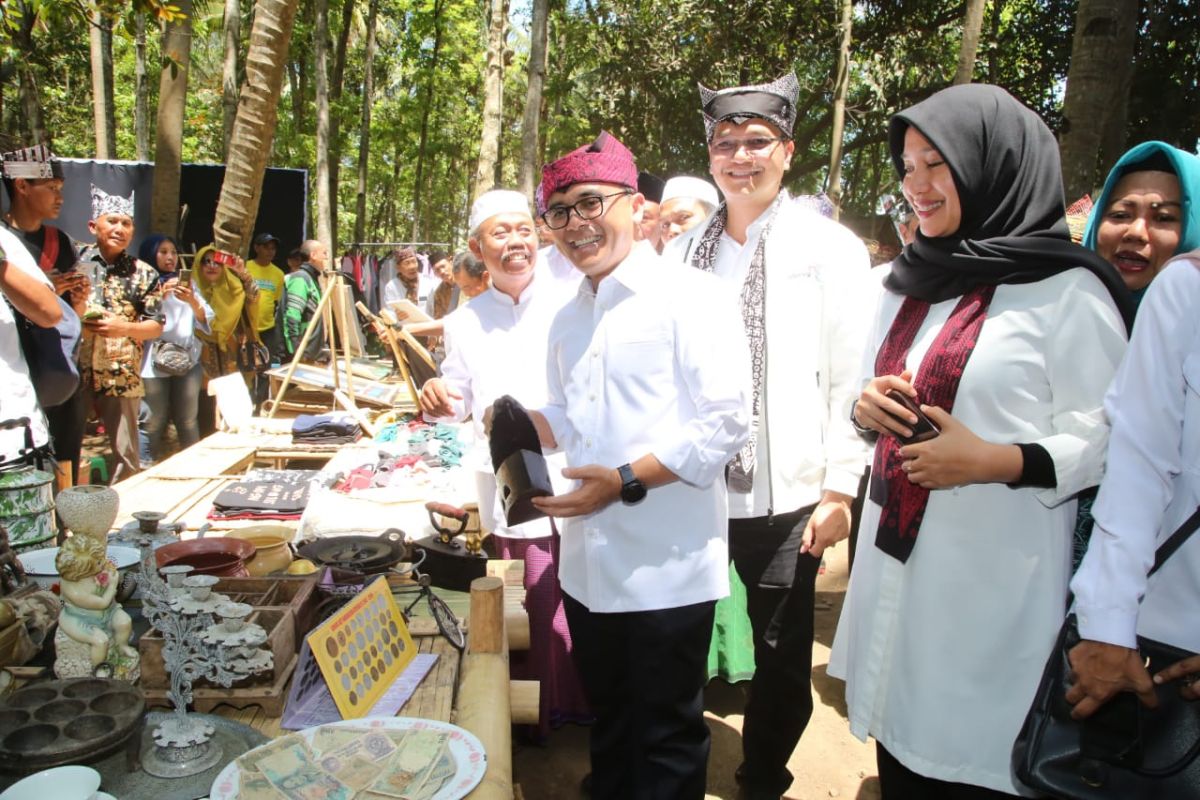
[620, 480, 647, 504]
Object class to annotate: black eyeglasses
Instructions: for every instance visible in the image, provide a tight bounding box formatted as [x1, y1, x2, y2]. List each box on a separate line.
[540, 190, 632, 230]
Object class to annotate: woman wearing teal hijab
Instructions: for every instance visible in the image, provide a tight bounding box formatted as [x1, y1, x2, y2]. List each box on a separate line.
[1084, 140, 1200, 304]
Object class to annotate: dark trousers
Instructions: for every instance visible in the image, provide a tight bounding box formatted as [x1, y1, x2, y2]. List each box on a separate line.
[729, 504, 820, 795]
[563, 592, 716, 800]
[43, 385, 85, 474]
[877, 744, 1020, 799]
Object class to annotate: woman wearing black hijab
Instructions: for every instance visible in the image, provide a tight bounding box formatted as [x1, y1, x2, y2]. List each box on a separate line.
[828, 84, 1131, 798]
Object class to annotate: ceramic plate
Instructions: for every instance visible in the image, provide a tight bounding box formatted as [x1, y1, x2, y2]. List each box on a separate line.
[209, 717, 486, 800]
[16, 546, 141, 590]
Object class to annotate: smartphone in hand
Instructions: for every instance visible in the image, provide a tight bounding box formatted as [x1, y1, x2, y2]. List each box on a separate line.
[178, 267, 192, 286]
[885, 390, 940, 445]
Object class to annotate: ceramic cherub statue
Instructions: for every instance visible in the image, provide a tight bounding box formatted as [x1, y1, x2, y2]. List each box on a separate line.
[54, 534, 139, 681]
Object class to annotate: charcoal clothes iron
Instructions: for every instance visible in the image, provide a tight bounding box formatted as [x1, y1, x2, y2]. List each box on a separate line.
[488, 395, 553, 527]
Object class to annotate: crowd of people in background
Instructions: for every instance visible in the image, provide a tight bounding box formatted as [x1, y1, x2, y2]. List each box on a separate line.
[2, 72, 1199, 800]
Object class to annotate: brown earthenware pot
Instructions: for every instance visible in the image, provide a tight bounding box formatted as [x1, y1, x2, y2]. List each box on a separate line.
[154, 537, 256, 577]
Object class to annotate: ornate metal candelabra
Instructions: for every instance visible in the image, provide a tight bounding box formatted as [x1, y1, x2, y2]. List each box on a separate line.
[135, 540, 273, 778]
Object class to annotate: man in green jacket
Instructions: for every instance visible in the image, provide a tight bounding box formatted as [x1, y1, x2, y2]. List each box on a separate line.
[281, 239, 326, 362]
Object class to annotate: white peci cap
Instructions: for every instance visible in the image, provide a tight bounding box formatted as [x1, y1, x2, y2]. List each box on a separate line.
[661, 176, 719, 211]
[468, 189, 532, 235]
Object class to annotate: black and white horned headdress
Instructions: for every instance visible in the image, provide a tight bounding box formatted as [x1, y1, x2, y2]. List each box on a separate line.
[698, 72, 800, 141]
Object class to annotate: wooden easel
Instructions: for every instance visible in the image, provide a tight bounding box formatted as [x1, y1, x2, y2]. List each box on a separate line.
[264, 269, 360, 419]
[354, 301, 436, 407]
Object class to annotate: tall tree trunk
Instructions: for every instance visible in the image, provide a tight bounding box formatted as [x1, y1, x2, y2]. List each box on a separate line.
[213, 0, 302, 256]
[410, 0, 445, 241]
[223, 0, 242, 156]
[472, 0, 508, 201]
[986, 0, 1007, 81]
[13, 11, 47, 146]
[288, 59, 306, 130]
[826, 0, 853, 218]
[152, 0, 193, 237]
[353, 0, 378, 246]
[1059, 0, 1139, 200]
[135, 12, 150, 160]
[953, 0, 987, 85]
[328, 0, 356, 243]
[1097, 1, 1139, 184]
[517, 0, 548, 199]
[89, 10, 116, 158]
[314, 0, 334, 251]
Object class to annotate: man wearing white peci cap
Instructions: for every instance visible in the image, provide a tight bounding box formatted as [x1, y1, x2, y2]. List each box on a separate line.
[419, 188, 588, 737]
[657, 175, 720, 252]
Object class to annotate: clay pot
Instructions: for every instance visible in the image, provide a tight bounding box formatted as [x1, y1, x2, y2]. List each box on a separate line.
[154, 537, 256, 577]
[225, 526, 295, 577]
[53, 485, 119, 539]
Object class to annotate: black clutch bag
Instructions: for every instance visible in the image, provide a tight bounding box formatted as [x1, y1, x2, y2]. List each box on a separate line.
[1013, 507, 1200, 799]
[488, 395, 553, 527]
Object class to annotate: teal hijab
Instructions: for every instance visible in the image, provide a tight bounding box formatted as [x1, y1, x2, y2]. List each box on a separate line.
[1083, 141, 1200, 304]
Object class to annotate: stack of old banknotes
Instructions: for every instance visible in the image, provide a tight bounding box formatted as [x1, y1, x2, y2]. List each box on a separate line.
[234, 725, 456, 799]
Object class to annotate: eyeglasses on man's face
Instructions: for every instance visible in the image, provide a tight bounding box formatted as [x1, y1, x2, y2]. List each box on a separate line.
[541, 190, 632, 230]
[708, 136, 785, 157]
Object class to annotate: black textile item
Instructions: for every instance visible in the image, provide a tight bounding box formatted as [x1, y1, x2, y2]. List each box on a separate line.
[637, 171, 665, 204]
[886, 84, 1135, 332]
[212, 470, 317, 515]
[292, 413, 362, 446]
[292, 413, 359, 436]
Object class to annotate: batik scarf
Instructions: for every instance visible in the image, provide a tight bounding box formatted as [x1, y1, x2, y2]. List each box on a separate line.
[690, 192, 783, 492]
[872, 286, 993, 562]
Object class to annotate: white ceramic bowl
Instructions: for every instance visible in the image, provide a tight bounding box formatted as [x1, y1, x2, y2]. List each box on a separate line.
[0, 765, 101, 800]
[17, 545, 141, 592]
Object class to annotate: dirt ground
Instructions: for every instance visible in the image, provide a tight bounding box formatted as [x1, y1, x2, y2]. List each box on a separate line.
[512, 543, 880, 800]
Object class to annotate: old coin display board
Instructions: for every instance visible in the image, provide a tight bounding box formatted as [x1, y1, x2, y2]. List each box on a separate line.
[305, 575, 417, 718]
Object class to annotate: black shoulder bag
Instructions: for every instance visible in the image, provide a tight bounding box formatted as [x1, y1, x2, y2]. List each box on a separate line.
[1013, 506, 1200, 799]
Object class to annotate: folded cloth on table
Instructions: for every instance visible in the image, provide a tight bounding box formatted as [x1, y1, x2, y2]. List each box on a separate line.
[209, 469, 318, 519]
[292, 412, 362, 445]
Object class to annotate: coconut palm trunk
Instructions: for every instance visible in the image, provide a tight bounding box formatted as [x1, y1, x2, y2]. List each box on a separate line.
[212, 0, 302, 256]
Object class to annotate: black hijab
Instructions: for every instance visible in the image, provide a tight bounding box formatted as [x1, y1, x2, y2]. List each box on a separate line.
[887, 84, 1134, 330]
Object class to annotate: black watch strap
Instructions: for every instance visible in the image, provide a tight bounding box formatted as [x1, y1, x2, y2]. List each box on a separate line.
[618, 463, 636, 486]
[618, 463, 647, 504]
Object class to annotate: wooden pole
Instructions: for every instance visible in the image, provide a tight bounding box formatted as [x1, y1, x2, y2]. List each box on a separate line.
[505, 610, 529, 652]
[466, 575, 505, 654]
[458, 575, 512, 800]
[331, 282, 358, 408]
[509, 680, 539, 725]
[357, 302, 421, 406]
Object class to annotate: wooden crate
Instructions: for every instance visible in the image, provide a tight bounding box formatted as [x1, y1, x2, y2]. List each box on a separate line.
[211, 574, 320, 638]
[138, 607, 295, 690]
[143, 654, 298, 717]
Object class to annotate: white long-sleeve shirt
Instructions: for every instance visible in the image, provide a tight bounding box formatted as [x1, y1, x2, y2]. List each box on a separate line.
[1072, 254, 1200, 653]
[0, 227, 53, 460]
[665, 192, 876, 517]
[829, 267, 1127, 795]
[432, 263, 575, 538]
[539, 246, 751, 612]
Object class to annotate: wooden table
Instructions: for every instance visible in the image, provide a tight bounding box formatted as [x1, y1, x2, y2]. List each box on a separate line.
[110, 425, 345, 535]
[108, 430, 527, 799]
